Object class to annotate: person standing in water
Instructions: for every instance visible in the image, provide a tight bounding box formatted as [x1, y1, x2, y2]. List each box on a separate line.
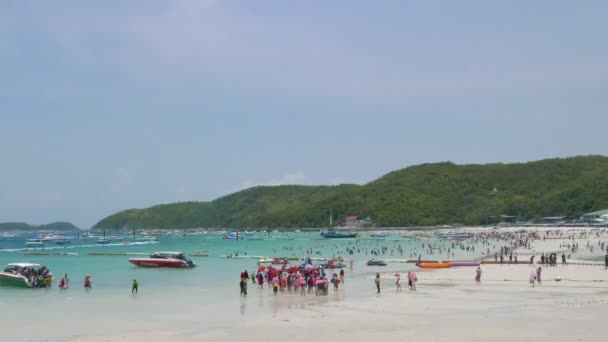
[272, 276, 279, 295]
[240, 277, 248, 297]
[132, 279, 138, 294]
[375, 273, 381, 294]
[84, 275, 92, 290]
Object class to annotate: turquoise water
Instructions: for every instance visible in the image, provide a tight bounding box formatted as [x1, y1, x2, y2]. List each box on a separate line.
[0, 231, 482, 292]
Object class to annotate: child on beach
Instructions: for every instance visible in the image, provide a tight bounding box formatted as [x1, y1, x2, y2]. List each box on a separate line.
[375, 273, 381, 294]
[272, 277, 279, 295]
[84, 275, 92, 290]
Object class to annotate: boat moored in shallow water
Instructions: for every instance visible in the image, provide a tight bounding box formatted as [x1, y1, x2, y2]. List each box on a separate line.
[321, 229, 358, 239]
[25, 239, 45, 247]
[129, 251, 196, 268]
[367, 259, 387, 266]
[0, 263, 53, 288]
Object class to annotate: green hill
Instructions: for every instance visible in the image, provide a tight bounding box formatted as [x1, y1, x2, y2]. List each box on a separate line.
[0, 221, 81, 232]
[93, 156, 608, 229]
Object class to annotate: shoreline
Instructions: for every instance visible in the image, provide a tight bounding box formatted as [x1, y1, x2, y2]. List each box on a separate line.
[2, 226, 607, 341]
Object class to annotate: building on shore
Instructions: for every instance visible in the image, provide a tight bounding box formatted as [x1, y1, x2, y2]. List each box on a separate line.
[345, 216, 372, 228]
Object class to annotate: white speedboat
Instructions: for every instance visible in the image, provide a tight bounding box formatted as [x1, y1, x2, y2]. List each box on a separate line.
[25, 239, 45, 247]
[0, 263, 53, 288]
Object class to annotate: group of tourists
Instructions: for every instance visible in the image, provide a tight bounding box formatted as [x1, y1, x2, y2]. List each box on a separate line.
[17, 265, 52, 288]
[240, 265, 346, 297]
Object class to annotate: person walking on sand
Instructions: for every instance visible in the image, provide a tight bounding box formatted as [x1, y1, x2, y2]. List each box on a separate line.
[409, 271, 417, 291]
[395, 273, 402, 291]
[475, 266, 482, 282]
[375, 273, 381, 294]
[84, 275, 92, 290]
[529, 268, 536, 287]
[537, 266, 542, 285]
[562, 253, 566, 266]
[132, 279, 138, 294]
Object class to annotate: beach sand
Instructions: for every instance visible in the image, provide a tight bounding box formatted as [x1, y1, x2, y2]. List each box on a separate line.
[58, 263, 608, 342]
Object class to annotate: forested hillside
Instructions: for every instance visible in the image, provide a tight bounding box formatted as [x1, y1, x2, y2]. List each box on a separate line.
[93, 156, 608, 229]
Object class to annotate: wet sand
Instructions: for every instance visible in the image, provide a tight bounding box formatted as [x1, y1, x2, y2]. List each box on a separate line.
[56, 262, 608, 342]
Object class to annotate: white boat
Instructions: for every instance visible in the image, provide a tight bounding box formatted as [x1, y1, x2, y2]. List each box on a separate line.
[40, 235, 72, 245]
[25, 239, 45, 247]
[135, 236, 158, 242]
[0, 263, 52, 288]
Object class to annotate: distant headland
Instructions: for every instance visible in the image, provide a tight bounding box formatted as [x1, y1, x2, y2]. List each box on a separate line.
[0, 222, 81, 232]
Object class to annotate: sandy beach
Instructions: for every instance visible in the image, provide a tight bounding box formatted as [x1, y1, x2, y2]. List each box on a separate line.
[60, 263, 608, 342]
[6, 227, 605, 342]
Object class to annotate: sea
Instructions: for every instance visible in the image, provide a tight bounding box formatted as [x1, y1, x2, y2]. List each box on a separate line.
[0, 230, 484, 340]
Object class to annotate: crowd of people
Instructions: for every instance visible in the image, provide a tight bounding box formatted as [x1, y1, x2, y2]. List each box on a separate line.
[239, 263, 347, 297]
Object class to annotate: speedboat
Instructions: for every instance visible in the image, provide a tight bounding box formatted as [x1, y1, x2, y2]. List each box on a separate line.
[129, 251, 196, 268]
[96, 238, 111, 244]
[366, 259, 387, 266]
[321, 229, 357, 239]
[0, 263, 53, 288]
[436, 232, 474, 239]
[370, 232, 389, 238]
[223, 232, 242, 240]
[25, 239, 45, 247]
[134, 236, 158, 242]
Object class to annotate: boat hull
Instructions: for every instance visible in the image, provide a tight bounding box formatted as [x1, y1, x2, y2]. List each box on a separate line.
[321, 233, 358, 238]
[128, 258, 192, 268]
[0, 273, 29, 288]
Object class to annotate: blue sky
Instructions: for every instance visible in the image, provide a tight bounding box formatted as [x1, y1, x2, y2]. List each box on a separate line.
[1, 1, 607, 228]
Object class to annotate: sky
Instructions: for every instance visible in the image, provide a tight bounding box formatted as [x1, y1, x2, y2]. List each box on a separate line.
[1, 0, 607, 228]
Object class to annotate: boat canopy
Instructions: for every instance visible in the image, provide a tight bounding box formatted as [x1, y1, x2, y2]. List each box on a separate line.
[7, 263, 42, 268]
[151, 252, 186, 258]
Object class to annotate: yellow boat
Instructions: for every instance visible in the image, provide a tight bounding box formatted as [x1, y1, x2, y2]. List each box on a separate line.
[418, 262, 452, 269]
